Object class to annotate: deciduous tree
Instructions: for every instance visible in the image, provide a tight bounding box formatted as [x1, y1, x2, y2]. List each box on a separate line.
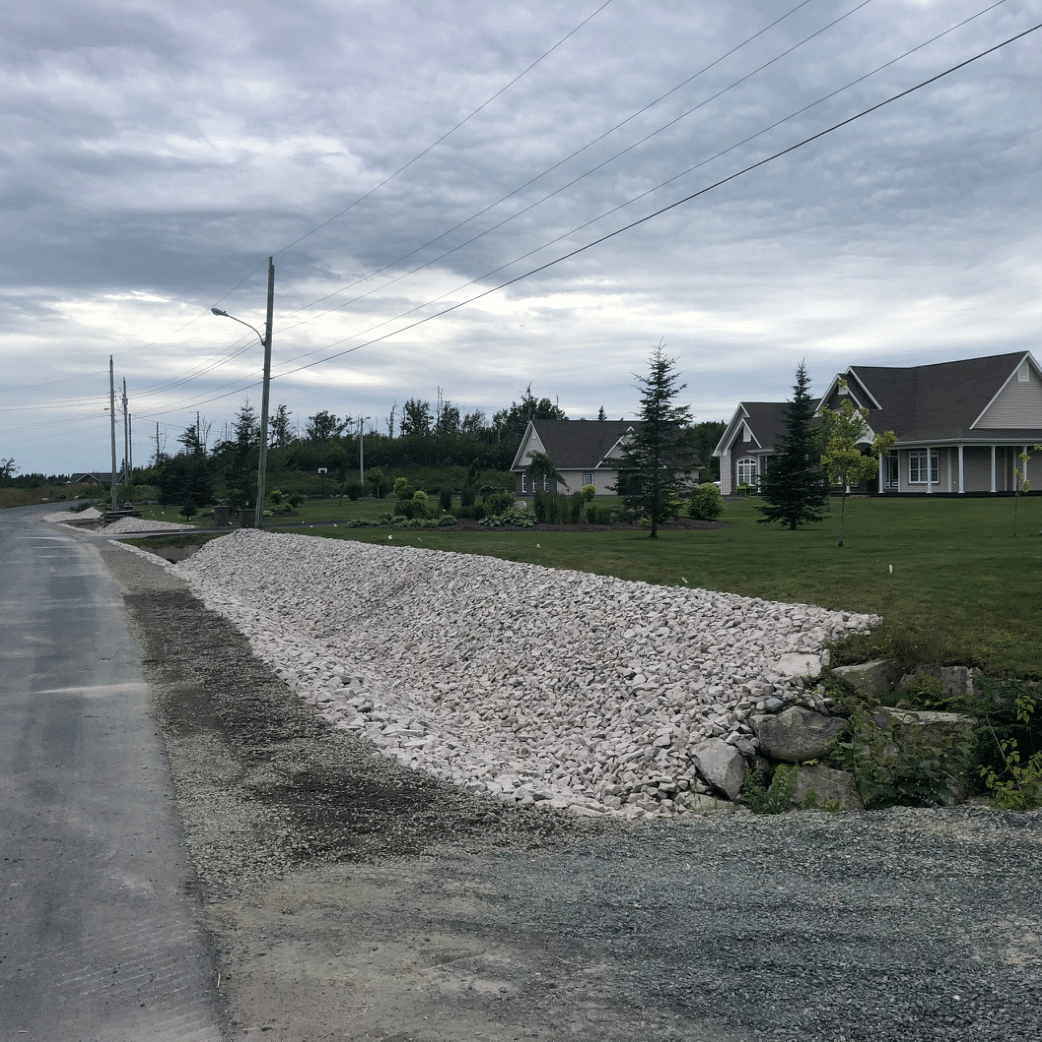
[819, 390, 896, 547]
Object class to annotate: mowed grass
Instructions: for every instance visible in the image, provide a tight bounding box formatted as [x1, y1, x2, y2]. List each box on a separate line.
[309, 496, 1042, 679]
[0, 484, 99, 509]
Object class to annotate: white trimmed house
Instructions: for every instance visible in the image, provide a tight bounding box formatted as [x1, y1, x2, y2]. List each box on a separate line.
[714, 351, 1042, 495]
[510, 419, 639, 495]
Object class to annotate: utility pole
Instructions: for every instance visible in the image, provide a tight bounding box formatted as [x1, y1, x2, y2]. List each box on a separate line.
[122, 379, 130, 489]
[210, 256, 274, 529]
[128, 413, 133, 475]
[256, 257, 274, 528]
[109, 357, 118, 511]
[358, 416, 371, 485]
[155, 423, 162, 466]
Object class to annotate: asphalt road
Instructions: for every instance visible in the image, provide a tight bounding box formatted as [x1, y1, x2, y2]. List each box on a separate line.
[0, 504, 222, 1042]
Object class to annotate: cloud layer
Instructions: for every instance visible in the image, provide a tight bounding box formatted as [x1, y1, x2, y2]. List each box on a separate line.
[1, 0, 1039, 471]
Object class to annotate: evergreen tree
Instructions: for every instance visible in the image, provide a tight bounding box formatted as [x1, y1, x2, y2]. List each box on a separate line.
[757, 363, 828, 531]
[612, 344, 699, 539]
[269, 404, 293, 449]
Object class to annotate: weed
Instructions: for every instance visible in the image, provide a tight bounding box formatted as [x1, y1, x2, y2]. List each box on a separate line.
[742, 764, 799, 814]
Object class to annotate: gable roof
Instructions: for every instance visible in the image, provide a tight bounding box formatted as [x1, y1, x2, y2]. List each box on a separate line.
[713, 402, 789, 457]
[818, 351, 1042, 443]
[510, 419, 640, 471]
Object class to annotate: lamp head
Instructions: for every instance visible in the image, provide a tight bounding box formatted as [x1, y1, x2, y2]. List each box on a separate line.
[211, 308, 229, 317]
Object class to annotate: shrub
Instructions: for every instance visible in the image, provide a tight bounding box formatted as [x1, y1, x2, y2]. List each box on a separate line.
[482, 490, 514, 515]
[343, 481, 363, 500]
[453, 503, 486, 521]
[688, 482, 723, 521]
[439, 487, 452, 511]
[181, 500, 198, 520]
[459, 485, 476, 507]
[393, 477, 415, 500]
[584, 503, 614, 524]
[967, 677, 1042, 809]
[287, 492, 305, 508]
[742, 764, 798, 814]
[269, 488, 284, 505]
[581, 484, 596, 502]
[393, 499, 433, 521]
[568, 492, 584, 522]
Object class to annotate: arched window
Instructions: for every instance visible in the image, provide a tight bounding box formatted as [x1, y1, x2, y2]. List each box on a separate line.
[737, 457, 758, 487]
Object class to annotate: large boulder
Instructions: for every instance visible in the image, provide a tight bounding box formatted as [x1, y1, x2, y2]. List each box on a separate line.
[690, 738, 746, 801]
[830, 659, 897, 700]
[895, 665, 980, 702]
[790, 765, 863, 812]
[868, 706, 975, 747]
[751, 707, 848, 763]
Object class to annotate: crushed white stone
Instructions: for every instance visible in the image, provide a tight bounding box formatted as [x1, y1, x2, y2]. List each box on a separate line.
[171, 529, 878, 820]
[103, 517, 196, 534]
[42, 506, 103, 523]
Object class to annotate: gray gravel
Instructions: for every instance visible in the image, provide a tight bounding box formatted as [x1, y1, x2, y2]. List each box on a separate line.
[100, 536, 1042, 1042]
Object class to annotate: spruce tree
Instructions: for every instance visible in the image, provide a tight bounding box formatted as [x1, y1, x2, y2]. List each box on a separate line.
[613, 345, 700, 539]
[756, 362, 828, 530]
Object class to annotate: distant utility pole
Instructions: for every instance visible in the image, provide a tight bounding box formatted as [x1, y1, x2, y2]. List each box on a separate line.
[358, 416, 371, 484]
[122, 379, 130, 488]
[109, 357, 118, 511]
[210, 256, 274, 528]
[128, 413, 133, 474]
[155, 422, 162, 466]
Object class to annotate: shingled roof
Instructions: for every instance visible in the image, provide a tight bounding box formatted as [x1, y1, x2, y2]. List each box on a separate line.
[823, 351, 1042, 443]
[510, 419, 639, 471]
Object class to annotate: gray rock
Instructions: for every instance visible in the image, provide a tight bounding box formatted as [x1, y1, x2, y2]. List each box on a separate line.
[790, 765, 863, 812]
[752, 707, 848, 763]
[868, 707, 975, 748]
[764, 697, 785, 713]
[895, 664, 980, 702]
[830, 659, 897, 700]
[690, 738, 746, 801]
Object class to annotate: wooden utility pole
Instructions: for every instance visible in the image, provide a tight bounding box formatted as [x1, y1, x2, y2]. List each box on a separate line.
[255, 257, 275, 528]
[109, 357, 118, 511]
[122, 379, 130, 488]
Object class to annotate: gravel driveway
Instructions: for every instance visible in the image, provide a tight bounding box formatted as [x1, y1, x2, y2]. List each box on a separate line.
[101, 540, 1042, 1042]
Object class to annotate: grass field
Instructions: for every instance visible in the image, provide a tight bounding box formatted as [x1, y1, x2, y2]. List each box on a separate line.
[0, 484, 99, 509]
[290, 495, 1042, 680]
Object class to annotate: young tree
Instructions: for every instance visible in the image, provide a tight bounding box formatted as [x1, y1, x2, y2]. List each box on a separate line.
[1011, 444, 1041, 536]
[0, 457, 17, 485]
[818, 391, 896, 547]
[269, 404, 293, 449]
[305, 410, 348, 442]
[525, 451, 568, 492]
[612, 344, 700, 539]
[401, 398, 433, 436]
[757, 363, 828, 530]
[597, 405, 607, 421]
[493, 384, 567, 438]
[177, 422, 204, 456]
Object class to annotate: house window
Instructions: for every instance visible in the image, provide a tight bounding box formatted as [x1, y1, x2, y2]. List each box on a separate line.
[1018, 361, 1030, 383]
[520, 473, 527, 493]
[908, 450, 938, 484]
[737, 457, 758, 487]
[583, 472, 593, 486]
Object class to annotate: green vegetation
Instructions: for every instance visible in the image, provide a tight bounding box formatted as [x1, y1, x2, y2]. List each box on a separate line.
[0, 484, 100, 509]
[308, 496, 1042, 678]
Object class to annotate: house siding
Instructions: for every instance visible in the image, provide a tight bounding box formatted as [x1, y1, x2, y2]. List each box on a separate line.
[975, 373, 1042, 428]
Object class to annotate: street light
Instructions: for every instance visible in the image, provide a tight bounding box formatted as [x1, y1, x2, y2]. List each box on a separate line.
[210, 257, 274, 529]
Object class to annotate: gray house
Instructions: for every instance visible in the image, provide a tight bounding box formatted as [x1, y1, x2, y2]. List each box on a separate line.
[714, 351, 1042, 495]
[510, 419, 639, 495]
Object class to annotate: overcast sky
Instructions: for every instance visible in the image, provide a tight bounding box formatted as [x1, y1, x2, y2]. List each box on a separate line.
[2, 0, 1040, 473]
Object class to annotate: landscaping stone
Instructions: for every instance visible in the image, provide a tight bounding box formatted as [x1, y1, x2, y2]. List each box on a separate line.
[690, 738, 746, 801]
[773, 652, 822, 678]
[829, 659, 897, 700]
[868, 706, 975, 747]
[159, 530, 879, 819]
[751, 707, 848, 763]
[790, 765, 863, 812]
[895, 664, 980, 701]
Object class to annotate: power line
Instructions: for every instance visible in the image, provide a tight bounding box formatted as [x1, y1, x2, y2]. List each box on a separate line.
[260, 0, 1017, 379]
[269, 21, 1041, 382]
[271, 0, 617, 258]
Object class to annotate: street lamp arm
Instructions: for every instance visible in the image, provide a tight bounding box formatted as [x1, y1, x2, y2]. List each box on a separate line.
[210, 308, 265, 347]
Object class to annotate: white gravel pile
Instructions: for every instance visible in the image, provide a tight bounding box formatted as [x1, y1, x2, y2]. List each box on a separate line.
[172, 530, 878, 819]
[103, 517, 196, 534]
[42, 506, 102, 522]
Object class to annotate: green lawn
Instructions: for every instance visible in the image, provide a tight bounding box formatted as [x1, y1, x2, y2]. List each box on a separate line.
[300, 496, 1042, 679]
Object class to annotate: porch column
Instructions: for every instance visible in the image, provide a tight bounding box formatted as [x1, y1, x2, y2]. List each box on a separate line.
[990, 445, 996, 493]
[878, 453, 884, 493]
[926, 449, 932, 494]
[720, 449, 731, 495]
[1024, 446, 1029, 491]
[958, 445, 964, 494]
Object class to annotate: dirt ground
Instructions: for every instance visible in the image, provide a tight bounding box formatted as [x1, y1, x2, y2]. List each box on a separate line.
[100, 542, 1042, 1042]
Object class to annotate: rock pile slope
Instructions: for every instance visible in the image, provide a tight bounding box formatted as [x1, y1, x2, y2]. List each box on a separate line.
[172, 530, 877, 818]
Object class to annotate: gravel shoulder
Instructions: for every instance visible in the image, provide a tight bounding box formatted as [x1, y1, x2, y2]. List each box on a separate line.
[99, 540, 1042, 1042]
